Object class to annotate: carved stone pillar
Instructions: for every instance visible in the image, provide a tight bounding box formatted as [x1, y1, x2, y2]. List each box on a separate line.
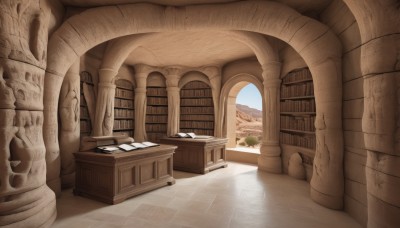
[93, 69, 117, 136]
[0, 1, 56, 226]
[134, 65, 151, 141]
[343, 1, 400, 226]
[165, 68, 182, 137]
[59, 61, 80, 188]
[202, 66, 221, 137]
[259, 62, 282, 173]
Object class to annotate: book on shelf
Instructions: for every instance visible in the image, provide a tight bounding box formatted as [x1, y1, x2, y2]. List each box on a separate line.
[96, 146, 119, 154]
[173, 132, 213, 139]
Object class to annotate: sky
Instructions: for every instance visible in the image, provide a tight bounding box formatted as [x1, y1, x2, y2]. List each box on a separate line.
[236, 83, 262, 110]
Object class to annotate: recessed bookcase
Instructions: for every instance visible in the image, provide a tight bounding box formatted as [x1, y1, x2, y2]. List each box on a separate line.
[113, 79, 134, 137]
[280, 67, 316, 174]
[146, 86, 168, 142]
[80, 71, 93, 137]
[180, 81, 215, 136]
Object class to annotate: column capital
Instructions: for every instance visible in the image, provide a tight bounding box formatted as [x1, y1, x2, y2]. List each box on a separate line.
[166, 86, 180, 93]
[134, 64, 154, 75]
[98, 68, 118, 83]
[261, 61, 282, 81]
[164, 66, 183, 76]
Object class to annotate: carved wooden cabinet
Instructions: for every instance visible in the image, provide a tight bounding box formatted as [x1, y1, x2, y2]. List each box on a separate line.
[73, 145, 176, 204]
[159, 137, 228, 174]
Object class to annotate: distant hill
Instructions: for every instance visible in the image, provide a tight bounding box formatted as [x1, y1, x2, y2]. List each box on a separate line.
[236, 104, 262, 119]
[236, 104, 262, 138]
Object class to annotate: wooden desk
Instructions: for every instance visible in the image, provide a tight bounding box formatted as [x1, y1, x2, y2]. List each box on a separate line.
[159, 137, 228, 174]
[73, 145, 176, 204]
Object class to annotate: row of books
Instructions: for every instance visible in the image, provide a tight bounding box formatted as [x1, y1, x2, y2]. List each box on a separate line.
[179, 129, 214, 136]
[113, 120, 134, 130]
[146, 115, 168, 123]
[114, 109, 134, 119]
[180, 121, 214, 129]
[80, 120, 91, 133]
[147, 106, 168, 114]
[147, 132, 166, 142]
[146, 124, 167, 132]
[180, 98, 213, 106]
[115, 99, 134, 109]
[147, 87, 167, 97]
[280, 100, 316, 112]
[280, 116, 316, 132]
[182, 81, 210, 89]
[281, 82, 314, 98]
[80, 106, 89, 119]
[280, 132, 316, 149]
[147, 97, 168, 105]
[97, 141, 159, 153]
[180, 114, 214, 121]
[282, 68, 312, 84]
[180, 107, 214, 115]
[115, 88, 134, 99]
[181, 89, 212, 97]
[116, 80, 134, 90]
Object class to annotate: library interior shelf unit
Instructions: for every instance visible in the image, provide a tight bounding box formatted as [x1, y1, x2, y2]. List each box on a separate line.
[80, 71, 94, 137]
[146, 86, 168, 142]
[180, 81, 215, 136]
[160, 137, 228, 174]
[280, 68, 316, 180]
[113, 79, 135, 137]
[73, 145, 176, 204]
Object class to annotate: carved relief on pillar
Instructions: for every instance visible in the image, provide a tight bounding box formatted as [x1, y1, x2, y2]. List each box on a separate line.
[0, 110, 56, 227]
[59, 63, 80, 188]
[0, 59, 44, 110]
[93, 69, 117, 136]
[0, 0, 49, 69]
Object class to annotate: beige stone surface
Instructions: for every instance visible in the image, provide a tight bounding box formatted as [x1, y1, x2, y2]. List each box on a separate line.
[59, 61, 80, 188]
[288, 153, 306, 180]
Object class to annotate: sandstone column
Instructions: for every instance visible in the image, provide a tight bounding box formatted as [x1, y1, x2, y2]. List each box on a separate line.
[59, 61, 80, 188]
[134, 64, 151, 141]
[93, 69, 117, 136]
[343, 1, 400, 226]
[165, 68, 182, 137]
[0, 1, 56, 227]
[202, 66, 221, 137]
[259, 62, 282, 173]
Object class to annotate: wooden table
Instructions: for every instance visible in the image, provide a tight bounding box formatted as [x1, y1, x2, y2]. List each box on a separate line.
[73, 144, 176, 204]
[159, 137, 228, 174]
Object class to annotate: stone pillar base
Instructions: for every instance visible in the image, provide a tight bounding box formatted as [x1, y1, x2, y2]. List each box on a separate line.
[47, 178, 61, 197]
[310, 186, 343, 210]
[258, 144, 282, 173]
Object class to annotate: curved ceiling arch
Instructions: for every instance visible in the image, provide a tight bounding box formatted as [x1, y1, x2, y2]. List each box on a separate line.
[100, 30, 278, 71]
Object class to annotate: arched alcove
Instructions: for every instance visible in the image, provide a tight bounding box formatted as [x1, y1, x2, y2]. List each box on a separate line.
[44, 1, 343, 208]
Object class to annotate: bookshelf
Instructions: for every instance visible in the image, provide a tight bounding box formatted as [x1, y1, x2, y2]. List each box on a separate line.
[113, 79, 134, 137]
[280, 68, 316, 176]
[80, 71, 93, 137]
[146, 86, 168, 142]
[180, 81, 215, 136]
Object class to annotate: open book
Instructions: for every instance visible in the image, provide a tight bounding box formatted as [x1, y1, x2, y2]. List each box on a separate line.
[174, 132, 213, 139]
[96, 146, 119, 154]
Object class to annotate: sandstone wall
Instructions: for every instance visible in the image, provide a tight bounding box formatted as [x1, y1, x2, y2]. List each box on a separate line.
[320, 0, 366, 225]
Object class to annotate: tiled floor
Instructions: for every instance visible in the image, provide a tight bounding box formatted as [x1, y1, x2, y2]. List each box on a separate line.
[52, 162, 361, 228]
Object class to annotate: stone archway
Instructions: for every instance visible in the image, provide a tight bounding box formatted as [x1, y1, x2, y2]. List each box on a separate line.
[44, 1, 343, 209]
[220, 73, 264, 148]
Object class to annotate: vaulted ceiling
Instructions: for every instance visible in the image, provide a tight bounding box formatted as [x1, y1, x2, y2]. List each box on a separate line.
[69, 0, 332, 68]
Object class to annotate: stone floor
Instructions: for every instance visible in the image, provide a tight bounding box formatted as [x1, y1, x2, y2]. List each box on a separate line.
[52, 162, 361, 228]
